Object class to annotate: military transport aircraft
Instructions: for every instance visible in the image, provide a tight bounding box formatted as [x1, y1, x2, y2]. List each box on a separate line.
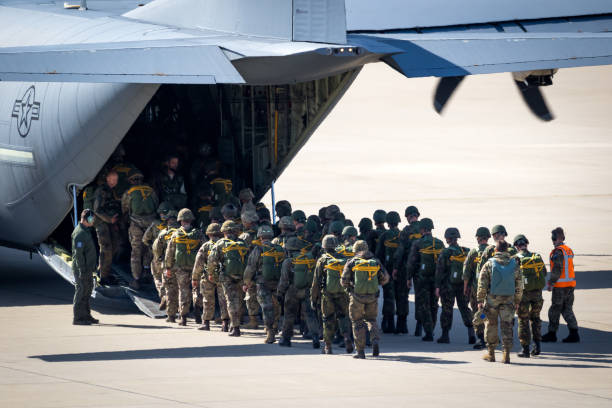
[1, 0, 611, 313]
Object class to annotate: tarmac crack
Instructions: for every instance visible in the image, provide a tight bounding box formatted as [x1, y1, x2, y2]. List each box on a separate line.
[0, 364, 208, 407]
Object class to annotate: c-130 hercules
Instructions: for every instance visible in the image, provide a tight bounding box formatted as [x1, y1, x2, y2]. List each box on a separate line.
[1, 0, 612, 251]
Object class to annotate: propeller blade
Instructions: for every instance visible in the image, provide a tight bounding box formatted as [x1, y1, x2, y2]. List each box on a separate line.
[514, 80, 554, 121]
[433, 76, 465, 114]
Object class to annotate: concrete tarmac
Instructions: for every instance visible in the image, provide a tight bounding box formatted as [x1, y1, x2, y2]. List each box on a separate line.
[2, 64, 612, 407]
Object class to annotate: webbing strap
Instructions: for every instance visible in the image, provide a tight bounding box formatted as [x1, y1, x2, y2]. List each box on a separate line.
[408, 233, 422, 240]
[127, 185, 153, 200]
[324, 255, 344, 273]
[384, 236, 399, 248]
[449, 247, 466, 263]
[293, 256, 316, 269]
[353, 258, 380, 280]
[210, 178, 233, 194]
[113, 166, 132, 174]
[222, 239, 249, 262]
[420, 240, 442, 262]
[174, 235, 200, 254]
[198, 205, 212, 213]
[262, 247, 285, 264]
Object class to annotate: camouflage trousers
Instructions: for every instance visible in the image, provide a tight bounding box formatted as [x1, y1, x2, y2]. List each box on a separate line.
[415, 278, 438, 335]
[484, 295, 515, 349]
[94, 221, 119, 279]
[162, 270, 178, 317]
[201, 279, 229, 321]
[382, 267, 409, 317]
[256, 282, 281, 330]
[168, 267, 192, 318]
[518, 289, 544, 345]
[282, 287, 319, 340]
[468, 285, 484, 337]
[321, 292, 350, 343]
[221, 279, 244, 328]
[245, 285, 261, 317]
[440, 283, 472, 330]
[192, 282, 202, 309]
[73, 268, 94, 321]
[548, 287, 578, 332]
[150, 260, 165, 300]
[349, 294, 380, 352]
[128, 217, 154, 280]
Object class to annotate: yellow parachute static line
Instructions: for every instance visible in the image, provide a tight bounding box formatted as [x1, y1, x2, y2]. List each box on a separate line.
[520, 254, 546, 278]
[353, 258, 381, 281]
[292, 255, 316, 270]
[420, 239, 442, 262]
[174, 236, 201, 254]
[262, 248, 285, 264]
[449, 247, 467, 263]
[127, 185, 153, 200]
[408, 233, 422, 240]
[198, 205, 213, 213]
[222, 240, 249, 263]
[210, 178, 233, 194]
[384, 235, 399, 248]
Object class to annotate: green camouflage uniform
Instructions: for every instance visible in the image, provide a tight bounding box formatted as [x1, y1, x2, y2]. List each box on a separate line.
[365, 226, 386, 260]
[143, 219, 167, 298]
[477, 252, 523, 349]
[462, 243, 489, 336]
[192, 238, 228, 321]
[122, 184, 159, 280]
[71, 223, 97, 321]
[516, 249, 547, 345]
[93, 184, 121, 279]
[240, 228, 262, 320]
[342, 252, 389, 352]
[393, 223, 422, 319]
[547, 245, 578, 332]
[155, 171, 187, 210]
[153, 226, 178, 315]
[243, 241, 285, 330]
[375, 227, 401, 317]
[207, 235, 249, 329]
[311, 251, 351, 344]
[165, 226, 205, 318]
[407, 234, 446, 336]
[435, 245, 473, 331]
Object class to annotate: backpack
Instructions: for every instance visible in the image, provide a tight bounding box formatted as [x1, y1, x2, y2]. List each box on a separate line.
[448, 246, 468, 285]
[323, 254, 347, 295]
[173, 228, 202, 268]
[518, 252, 546, 291]
[127, 186, 156, 216]
[418, 236, 444, 277]
[221, 238, 249, 280]
[292, 253, 316, 289]
[260, 243, 285, 282]
[352, 257, 381, 295]
[490, 258, 517, 296]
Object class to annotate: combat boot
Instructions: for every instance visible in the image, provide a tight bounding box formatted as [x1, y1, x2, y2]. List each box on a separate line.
[312, 338, 320, 349]
[265, 328, 276, 344]
[194, 307, 202, 324]
[324, 341, 333, 355]
[229, 326, 241, 337]
[279, 336, 291, 347]
[562, 329, 580, 343]
[353, 350, 366, 359]
[87, 316, 99, 324]
[532, 341, 541, 356]
[467, 326, 476, 344]
[482, 347, 496, 362]
[166, 315, 176, 323]
[387, 316, 396, 334]
[214, 316, 222, 324]
[129, 279, 140, 290]
[198, 320, 210, 331]
[244, 315, 259, 330]
[73, 319, 92, 326]
[502, 348, 511, 364]
[372, 344, 380, 357]
[221, 319, 229, 332]
[159, 297, 167, 311]
[396, 315, 408, 334]
[178, 316, 187, 326]
[518, 344, 530, 358]
[414, 321, 422, 337]
[541, 331, 557, 342]
[437, 329, 450, 344]
[345, 337, 354, 354]
[422, 332, 433, 342]
[382, 315, 394, 333]
[473, 334, 486, 350]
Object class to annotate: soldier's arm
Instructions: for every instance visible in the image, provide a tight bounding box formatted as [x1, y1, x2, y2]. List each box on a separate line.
[476, 263, 491, 304]
[277, 259, 292, 296]
[192, 244, 208, 282]
[514, 263, 524, 305]
[434, 250, 448, 289]
[462, 249, 476, 282]
[121, 190, 130, 216]
[379, 263, 390, 286]
[392, 231, 407, 269]
[93, 189, 113, 223]
[549, 249, 563, 285]
[310, 258, 324, 303]
[151, 189, 159, 209]
[164, 233, 177, 269]
[71, 232, 86, 272]
[142, 223, 157, 248]
[206, 243, 222, 282]
[406, 243, 419, 280]
[375, 232, 385, 260]
[243, 247, 260, 286]
[477, 247, 492, 272]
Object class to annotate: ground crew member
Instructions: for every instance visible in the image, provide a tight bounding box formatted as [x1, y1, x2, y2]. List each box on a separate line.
[122, 170, 159, 290]
[375, 211, 401, 334]
[311, 235, 353, 355]
[93, 170, 121, 286]
[239, 211, 262, 330]
[272, 216, 297, 247]
[514, 234, 547, 357]
[244, 225, 285, 343]
[462, 227, 491, 349]
[154, 154, 187, 209]
[365, 209, 387, 254]
[392, 206, 422, 335]
[165, 209, 204, 326]
[207, 221, 249, 337]
[142, 203, 175, 305]
[151, 210, 179, 312]
[277, 237, 320, 348]
[478, 240, 523, 364]
[71, 209, 99, 325]
[192, 223, 228, 331]
[342, 240, 389, 359]
[407, 218, 445, 341]
[542, 227, 580, 343]
[337, 226, 358, 257]
[435, 228, 474, 344]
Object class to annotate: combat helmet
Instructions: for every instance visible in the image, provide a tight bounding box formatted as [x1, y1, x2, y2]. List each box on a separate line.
[239, 188, 254, 201]
[220, 220, 240, 233]
[257, 224, 274, 238]
[329, 220, 344, 235]
[279, 216, 296, 231]
[420, 218, 434, 231]
[305, 219, 318, 234]
[291, 210, 307, 224]
[166, 209, 178, 219]
[322, 234, 339, 250]
[513, 234, 529, 246]
[358, 217, 373, 232]
[206, 223, 222, 236]
[342, 226, 358, 237]
[221, 203, 238, 219]
[285, 237, 302, 251]
[373, 209, 387, 224]
[275, 200, 292, 217]
[405, 206, 420, 217]
[491, 225, 508, 236]
[444, 227, 461, 239]
[241, 211, 259, 225]
[475, 227, 491, 238]
[386, 211, 401, 225]
[177, 208, 195, 222]
[325, 205, 340, 220]
[157, 201, 174, 216]
[353, 240, 369, 254]
[127, 169, 144, 182]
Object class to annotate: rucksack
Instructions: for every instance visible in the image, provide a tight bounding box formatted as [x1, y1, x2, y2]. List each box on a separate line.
[221, 238, 249, 280]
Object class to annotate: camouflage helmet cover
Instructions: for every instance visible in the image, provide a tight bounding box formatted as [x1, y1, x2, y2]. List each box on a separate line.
[241, 211, 259, 225]
[279, 216, 296, 230]
[177, 208, 195, 222]
[491, 224, 508, 236]
[322, 234, 339, 250]
[206, 223, 222, 236]
[513, 234, 529, 246]
[353, 240, 369, 253]
[220, 220, 241, 233]
[329, 220, 344, 235]
[284, 237, 302, 251]
[342, 226, 358, 237]
[238, 188, 255, 201]
[221, 203, 238, 218]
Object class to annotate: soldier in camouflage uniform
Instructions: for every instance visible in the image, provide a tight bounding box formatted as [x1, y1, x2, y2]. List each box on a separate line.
[542, 227, 580, 344]
[435, 228, 474, 344]
[239, 211, 262, 330]
[365, 209, 387, 256]
[513, 234, 547, 358]
[392, 206, 422, 335]
[121, 170, 159, 290]
[462, 227, 491, 349]
[375, 211, 401, 334]
[337, 226, 358, 258]
[272, 216, 297, 248]
[207, 220, 249, 337]
[71, 210, 99, 325]
[311, 235, 353, 355]
[142, 202, 176, 307]
[273, 200, 293, 236]
[165, 209, 205, 326]
[152, 215, 179, 317]
[93, 170, 122, 285]
[277, 237, 320, 348]
[342, 240, 389, 359]
[407, 218, 445, 341]
[192, 223, 228, 331]
[244, 225, 285, 343]
[477, 241, 523, 364]
[357, 218, 373, 241]
[328, 220, 344, 240]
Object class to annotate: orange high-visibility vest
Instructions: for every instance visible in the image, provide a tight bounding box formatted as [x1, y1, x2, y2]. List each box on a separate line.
[550, 244, 575, 288]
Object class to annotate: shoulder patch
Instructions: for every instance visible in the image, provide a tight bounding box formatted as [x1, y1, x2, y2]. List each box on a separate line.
[76, 242, 83, 248]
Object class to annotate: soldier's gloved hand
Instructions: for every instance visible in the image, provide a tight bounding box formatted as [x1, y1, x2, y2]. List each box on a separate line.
[435, 288, 440, 298]
[165, 269, 172, 278]
[392, 269, 398, 280]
